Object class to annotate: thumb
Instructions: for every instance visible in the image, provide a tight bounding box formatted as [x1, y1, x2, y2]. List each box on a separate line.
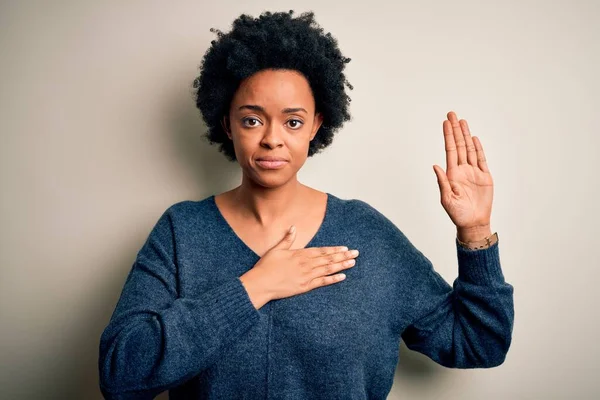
[272, 225, 296, 251]
[433, 165, 452, 199]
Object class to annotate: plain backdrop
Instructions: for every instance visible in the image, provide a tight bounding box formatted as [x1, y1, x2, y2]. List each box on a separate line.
[1, 0, 598, 399]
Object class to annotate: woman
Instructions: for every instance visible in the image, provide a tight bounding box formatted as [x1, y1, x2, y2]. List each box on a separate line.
[98, 10, 514, 400]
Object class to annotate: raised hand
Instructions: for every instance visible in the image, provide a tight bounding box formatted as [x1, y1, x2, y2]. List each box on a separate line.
[432, 111, 493, 237]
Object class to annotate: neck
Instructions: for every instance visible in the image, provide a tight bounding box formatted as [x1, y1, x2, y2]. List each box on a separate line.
[231, 176, 310, 227]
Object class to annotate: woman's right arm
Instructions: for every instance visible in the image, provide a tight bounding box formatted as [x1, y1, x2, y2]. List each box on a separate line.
[98, 208, 261, 400]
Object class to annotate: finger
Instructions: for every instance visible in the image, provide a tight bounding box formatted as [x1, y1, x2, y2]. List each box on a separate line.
[271, 225, 296, 251]
[302, 246, 349, 259]
[447, 111, 467, 165]
[308, 249, 358, 268]
[310, 258, 355, 281]
[460, 119, 478, 167]
[473, 136, 490, 173]
[443, 119, 457, 170]
[309, 273, 346, 290]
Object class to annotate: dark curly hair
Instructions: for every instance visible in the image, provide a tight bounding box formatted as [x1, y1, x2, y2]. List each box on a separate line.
[192, 10, 353, 162]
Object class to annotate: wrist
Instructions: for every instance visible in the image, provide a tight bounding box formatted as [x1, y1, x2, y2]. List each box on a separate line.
[457, 224, 492, 243]
[239, 270, 272, 310]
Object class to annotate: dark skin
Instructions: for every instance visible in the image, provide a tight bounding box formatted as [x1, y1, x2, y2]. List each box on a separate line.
[215, 68, 328, 257]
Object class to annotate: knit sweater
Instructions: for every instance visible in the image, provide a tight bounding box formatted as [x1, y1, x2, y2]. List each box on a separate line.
[98, 192, 514, 400]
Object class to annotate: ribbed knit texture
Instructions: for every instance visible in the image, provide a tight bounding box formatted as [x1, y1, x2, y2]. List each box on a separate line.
[98, 193, 514, 399]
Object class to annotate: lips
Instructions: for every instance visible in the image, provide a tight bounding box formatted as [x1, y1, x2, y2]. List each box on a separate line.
[256, 156, 288, 161]
[256, 158, 288, 169]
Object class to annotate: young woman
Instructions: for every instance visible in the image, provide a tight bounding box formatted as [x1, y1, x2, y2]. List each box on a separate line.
[99, 10, 513, 400]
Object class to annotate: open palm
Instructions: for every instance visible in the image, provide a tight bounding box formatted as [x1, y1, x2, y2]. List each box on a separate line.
[433, 111, 493, 230]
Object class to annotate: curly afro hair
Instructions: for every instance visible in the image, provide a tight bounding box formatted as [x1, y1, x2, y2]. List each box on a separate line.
[192, 10, 353, 162]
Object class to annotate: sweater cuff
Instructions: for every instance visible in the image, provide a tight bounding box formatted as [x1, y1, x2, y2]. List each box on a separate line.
[456, 236, 505, 285]
[199, 278, 261, 338]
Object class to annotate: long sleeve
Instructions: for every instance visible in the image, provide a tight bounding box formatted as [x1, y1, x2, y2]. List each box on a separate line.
[98, 208, 261, 399]
[399, 234, 514, 369]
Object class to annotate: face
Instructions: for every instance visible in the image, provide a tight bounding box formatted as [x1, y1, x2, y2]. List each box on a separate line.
[222, 69, 323, 189]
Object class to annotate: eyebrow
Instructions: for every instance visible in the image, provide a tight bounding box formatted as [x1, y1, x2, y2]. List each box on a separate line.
[238, 105, 307, 114]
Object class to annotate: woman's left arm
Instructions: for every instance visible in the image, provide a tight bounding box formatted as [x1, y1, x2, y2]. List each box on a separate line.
[400, 111, 514, 368]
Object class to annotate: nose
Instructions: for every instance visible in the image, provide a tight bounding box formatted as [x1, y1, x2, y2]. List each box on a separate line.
[260, 122, 284, 148]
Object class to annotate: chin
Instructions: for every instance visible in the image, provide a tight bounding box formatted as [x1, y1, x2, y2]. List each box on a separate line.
[251, 170, 294, 186]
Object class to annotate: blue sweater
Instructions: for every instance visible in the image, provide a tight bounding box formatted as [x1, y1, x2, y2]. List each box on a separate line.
[98, 193, 514, 399]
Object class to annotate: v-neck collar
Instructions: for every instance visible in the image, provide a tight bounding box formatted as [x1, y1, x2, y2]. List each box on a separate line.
[209, 193, 332, 259]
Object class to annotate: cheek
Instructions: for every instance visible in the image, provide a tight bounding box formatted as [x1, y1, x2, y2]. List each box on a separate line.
[293, 134, 312, 153]
[231, 133, 253, 153]
[232, 136, 260, 168]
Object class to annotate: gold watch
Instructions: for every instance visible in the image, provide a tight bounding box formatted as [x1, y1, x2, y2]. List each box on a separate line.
[457, 232, 498, 250]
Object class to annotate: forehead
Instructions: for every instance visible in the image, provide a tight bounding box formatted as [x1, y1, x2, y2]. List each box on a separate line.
[231, 69, 315, 110]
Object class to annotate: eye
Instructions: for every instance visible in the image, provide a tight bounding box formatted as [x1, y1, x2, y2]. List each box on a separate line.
[287, 119, 304, 130]
[242, 117, 262, 128]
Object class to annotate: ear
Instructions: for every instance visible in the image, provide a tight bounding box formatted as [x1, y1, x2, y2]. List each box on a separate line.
[310, 112, 324, 141]
[221, 116, 232, 140]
